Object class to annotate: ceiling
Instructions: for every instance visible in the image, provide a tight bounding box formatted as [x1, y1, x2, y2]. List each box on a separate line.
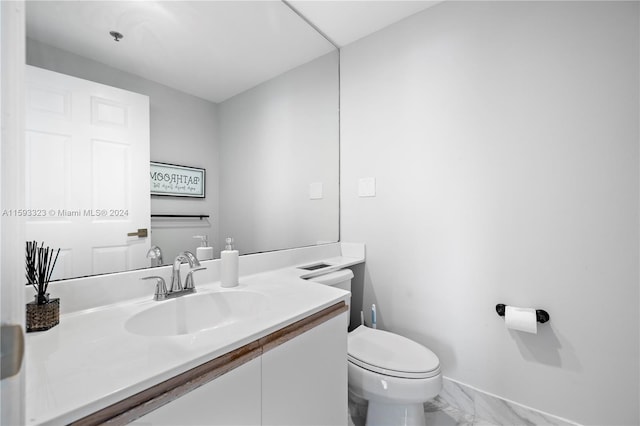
[288, 1, 440, 47]
[26, 1, 440, 103]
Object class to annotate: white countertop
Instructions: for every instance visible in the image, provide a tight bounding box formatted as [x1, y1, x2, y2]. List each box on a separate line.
[25, 256, 361, 425]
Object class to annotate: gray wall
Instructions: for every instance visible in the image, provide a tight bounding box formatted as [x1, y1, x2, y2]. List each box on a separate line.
[340, 2, 639, 425]
[27, 38, 219, 261]
[218, 52, 339, 255]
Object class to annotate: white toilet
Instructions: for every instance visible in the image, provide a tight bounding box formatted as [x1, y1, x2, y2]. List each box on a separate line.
[309, 269, 442, 426]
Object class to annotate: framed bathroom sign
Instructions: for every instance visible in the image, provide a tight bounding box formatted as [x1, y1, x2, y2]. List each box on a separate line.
[150, 162, 206, 198]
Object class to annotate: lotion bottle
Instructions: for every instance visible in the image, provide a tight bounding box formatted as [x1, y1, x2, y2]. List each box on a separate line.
[193, 235, 214, 261]
[220, 237, 239, 288]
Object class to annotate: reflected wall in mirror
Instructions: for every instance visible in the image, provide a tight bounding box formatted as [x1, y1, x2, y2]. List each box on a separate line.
[24, 1, 340, 280]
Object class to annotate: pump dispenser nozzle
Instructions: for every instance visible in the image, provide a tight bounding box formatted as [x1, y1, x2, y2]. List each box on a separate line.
[193, 235, 213, 261]
[193, 235, 209, 247]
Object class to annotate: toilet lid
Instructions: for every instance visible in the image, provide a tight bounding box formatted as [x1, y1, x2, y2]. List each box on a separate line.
[347, 326, 440, 379]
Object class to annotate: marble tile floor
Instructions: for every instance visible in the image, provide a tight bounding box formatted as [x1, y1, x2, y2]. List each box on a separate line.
[348, 395, 499, 426]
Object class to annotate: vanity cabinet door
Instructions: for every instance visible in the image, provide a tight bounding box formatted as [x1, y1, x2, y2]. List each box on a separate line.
[261, 312, 348, 426]
[131, 357, 261, 426]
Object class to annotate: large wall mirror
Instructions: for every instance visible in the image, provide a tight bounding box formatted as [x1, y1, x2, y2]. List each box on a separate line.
[24, 1, 339, 281]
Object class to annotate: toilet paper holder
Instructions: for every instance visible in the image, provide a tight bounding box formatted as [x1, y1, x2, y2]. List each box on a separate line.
[495, 304, 550, 324]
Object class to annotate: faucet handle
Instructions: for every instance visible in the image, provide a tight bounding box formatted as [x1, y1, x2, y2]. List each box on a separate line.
[141, 276, 168, 300]
[184, 267, 207, 290]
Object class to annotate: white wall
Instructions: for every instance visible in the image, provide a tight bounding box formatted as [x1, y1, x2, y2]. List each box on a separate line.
[340, 2, 639, 425]
[218, 52, 339, 255]
[26, 39, 219, 262]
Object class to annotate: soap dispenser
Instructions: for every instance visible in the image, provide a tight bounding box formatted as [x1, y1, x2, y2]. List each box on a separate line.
[220, 237, 239, 288]
[193, 235, 214, 261]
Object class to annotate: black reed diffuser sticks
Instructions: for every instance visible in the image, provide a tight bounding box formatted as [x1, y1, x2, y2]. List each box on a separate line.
[25, 241, 60, 304]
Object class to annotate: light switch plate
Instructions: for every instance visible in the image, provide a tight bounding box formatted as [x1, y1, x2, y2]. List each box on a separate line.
[309, 182, 323, 200]
[358, 177, 376, 197]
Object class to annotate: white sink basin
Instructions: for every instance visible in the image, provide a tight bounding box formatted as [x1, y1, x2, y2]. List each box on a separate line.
[125, 290, 268, 337]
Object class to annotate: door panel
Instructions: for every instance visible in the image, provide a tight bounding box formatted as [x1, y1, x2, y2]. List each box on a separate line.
[25, 65, 150, 279]
[1, 2, 26, 424]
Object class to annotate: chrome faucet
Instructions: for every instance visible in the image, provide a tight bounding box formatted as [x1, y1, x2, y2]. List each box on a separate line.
[170, 251, 201, 292]
[141, 250, 206, 301]
[146, 245, 163, 267]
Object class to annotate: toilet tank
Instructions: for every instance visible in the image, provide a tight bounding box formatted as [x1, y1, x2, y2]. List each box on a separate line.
[308, 269, 353, 308]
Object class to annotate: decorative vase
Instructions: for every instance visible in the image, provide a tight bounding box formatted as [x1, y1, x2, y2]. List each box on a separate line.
[26, 293, 59, 332]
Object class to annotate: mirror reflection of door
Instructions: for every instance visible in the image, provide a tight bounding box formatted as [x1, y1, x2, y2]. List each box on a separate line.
[24, 1, 340, 280]
[25, 65, 151, 279]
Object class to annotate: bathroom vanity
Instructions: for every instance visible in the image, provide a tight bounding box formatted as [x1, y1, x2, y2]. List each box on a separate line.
[131, 306, 347, 426]
[25, 243, 364, 425]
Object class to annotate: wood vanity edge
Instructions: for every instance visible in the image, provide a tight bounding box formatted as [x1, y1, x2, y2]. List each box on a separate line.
[259, 300, 347, 353]
[70, 300, 347, 426]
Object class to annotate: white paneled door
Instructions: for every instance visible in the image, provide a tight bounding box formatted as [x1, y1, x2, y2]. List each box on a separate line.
[25, 65, 150, 279]
[1, 2, 26, 424]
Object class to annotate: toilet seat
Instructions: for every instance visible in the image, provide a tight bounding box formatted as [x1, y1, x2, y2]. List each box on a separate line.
[347, 326, 440, 379]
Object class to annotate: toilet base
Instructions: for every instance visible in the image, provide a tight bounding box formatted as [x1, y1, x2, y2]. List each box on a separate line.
[366, 401, 425, 426]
